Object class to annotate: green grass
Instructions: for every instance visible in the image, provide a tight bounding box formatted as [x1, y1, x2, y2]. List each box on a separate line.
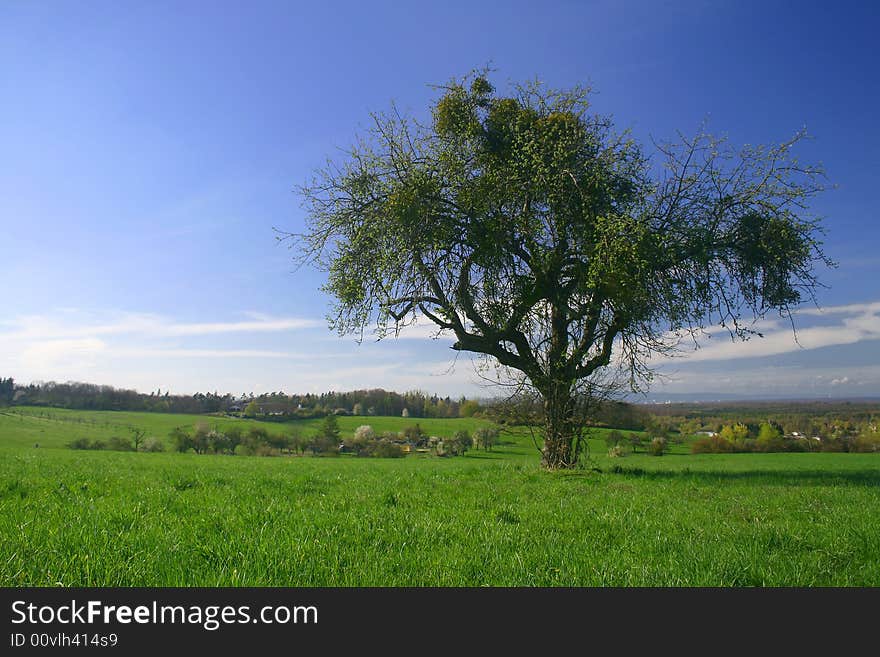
[1, 407, 878, 586]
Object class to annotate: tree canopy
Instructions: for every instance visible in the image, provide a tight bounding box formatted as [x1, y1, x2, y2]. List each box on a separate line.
[285, 70, 832, 468]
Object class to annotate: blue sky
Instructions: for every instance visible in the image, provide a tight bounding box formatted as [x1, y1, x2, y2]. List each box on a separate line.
[1, 0, 878, 399]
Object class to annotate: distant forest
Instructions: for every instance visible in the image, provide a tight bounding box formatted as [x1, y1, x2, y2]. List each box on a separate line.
[0, 376, 649, 429]
[642, 399, 880, 431]
[1, 378, 477, 418]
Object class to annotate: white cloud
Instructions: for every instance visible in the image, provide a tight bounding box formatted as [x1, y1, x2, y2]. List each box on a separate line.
[666, 300, 880, 363]
[19, 338, 106, 372]
[0, 310, 329, 389]
[113, 348, 325, 359]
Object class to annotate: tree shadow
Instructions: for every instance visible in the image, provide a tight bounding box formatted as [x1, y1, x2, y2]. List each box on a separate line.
[605, 465, 880, 487]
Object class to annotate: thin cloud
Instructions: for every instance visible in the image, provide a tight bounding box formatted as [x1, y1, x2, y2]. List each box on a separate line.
[114, 348, 320, 359]
[0, 311, 323, 342]
[160, 318, 323, 336]
[384, 321, 454, 341]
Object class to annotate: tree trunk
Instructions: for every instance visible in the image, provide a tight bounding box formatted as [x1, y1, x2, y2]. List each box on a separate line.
[540, 383, 578, 469]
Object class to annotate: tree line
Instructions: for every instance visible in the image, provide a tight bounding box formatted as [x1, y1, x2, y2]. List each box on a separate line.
[1, 377, 485, 418]
[66, 415, 501, 459]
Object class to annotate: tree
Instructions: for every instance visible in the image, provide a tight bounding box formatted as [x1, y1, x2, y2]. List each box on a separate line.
[286, 70, 832, 469]
[756, 421, 784, 452]
[169, 427, 193, 453]
[225, 426, 243, 455]
[287, 429, 306, 455]
[321, 414, 341, 443]
[459, 400, 481, 418]
[678, 419, 702, 439]
[243, 400, 260, 418]
[0, 377, 14, 405]
[720, 423, 751, 445]
[627, 432, 644, 454]
[267, 433, 292, 455]
[243, 426, 269, 454]
[130, 427, 146, 451]
[192, 422, 211, 454]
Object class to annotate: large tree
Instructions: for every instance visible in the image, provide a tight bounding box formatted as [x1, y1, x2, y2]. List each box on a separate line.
[285, 71, 831, 469]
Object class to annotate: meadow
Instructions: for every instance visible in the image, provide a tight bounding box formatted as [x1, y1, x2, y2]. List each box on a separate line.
[1, 407, 878, 586]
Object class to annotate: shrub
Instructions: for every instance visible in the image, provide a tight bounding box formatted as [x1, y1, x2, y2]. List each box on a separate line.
[207, 430, 231, 454]
[647, 436, 667, 456]
[691, 435, 735, 454]
[607, 445, 625, 458]
[783, 437, 807, 453]
[140, 437, 165, 452]
[254, 444, 276, 457]
[373, 440, 406, 458]
[819, 436, 849, 452]
[852, 434, 880, 453]
[67, 437, 93, 450]
[308, 433, 339, 455]
[450, 430, 471, 456]
[107, 436, 134, 451]
[402, 424, 425, 445]
[346, 433, 371, 456]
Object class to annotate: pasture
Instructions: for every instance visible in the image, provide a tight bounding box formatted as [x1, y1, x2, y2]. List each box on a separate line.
[1, 407, 878, 586]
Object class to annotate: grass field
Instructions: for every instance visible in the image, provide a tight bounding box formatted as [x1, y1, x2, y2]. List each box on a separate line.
[1, 407, 878, 586]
